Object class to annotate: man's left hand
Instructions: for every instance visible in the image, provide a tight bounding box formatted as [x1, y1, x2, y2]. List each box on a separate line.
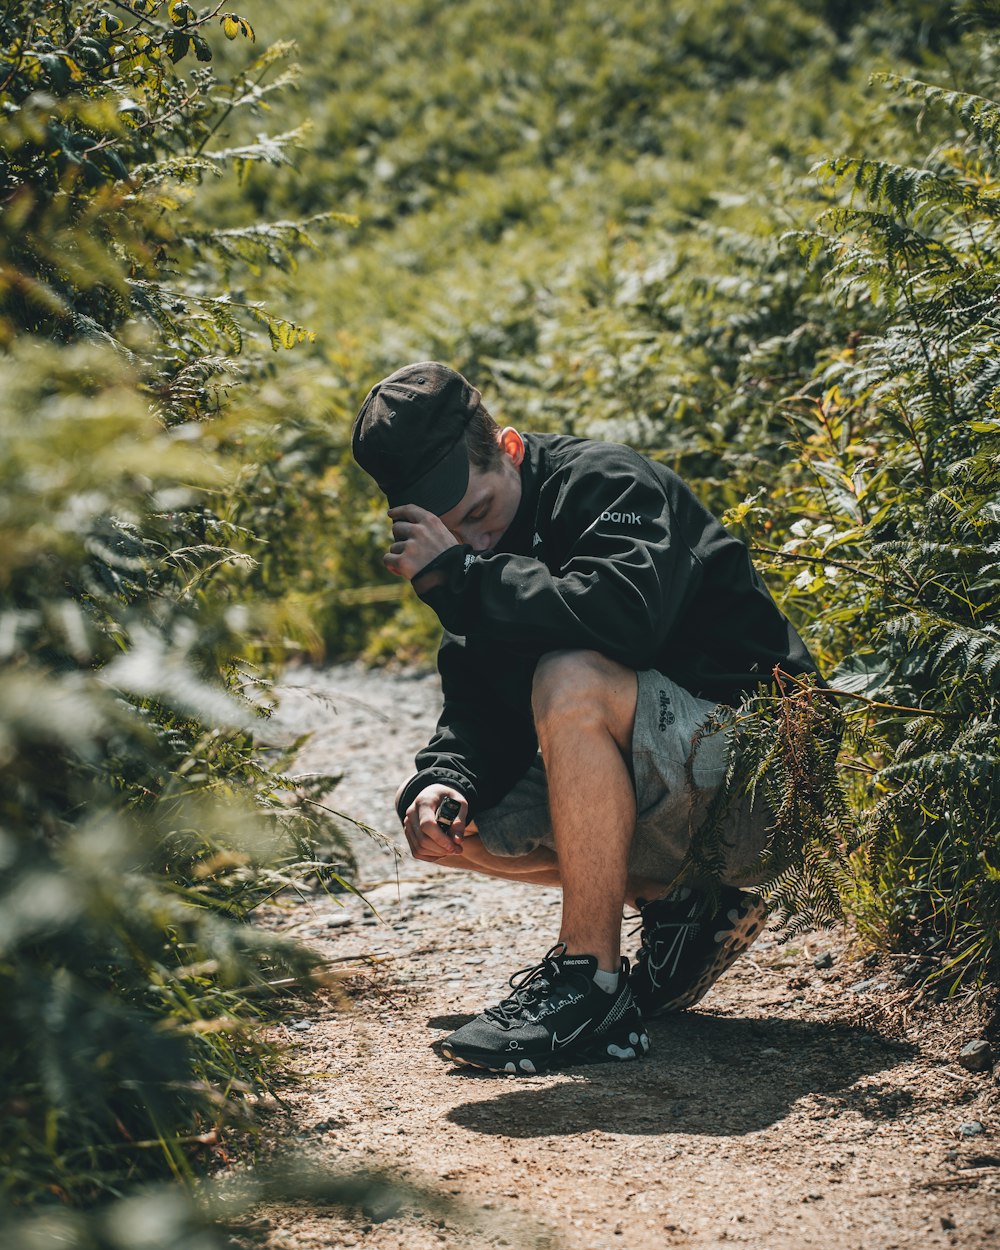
[385, 505, 458, 581]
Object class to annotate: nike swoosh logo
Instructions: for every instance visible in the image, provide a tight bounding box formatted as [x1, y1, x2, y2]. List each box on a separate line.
[649, 927, 694, 987]
[551, 1018, 592, 1049]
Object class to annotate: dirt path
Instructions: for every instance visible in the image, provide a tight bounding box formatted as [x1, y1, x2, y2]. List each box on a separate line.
[251, 664, 999, 1250]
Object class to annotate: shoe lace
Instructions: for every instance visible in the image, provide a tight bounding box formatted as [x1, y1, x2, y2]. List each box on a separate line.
[483, 943, 569, 1026]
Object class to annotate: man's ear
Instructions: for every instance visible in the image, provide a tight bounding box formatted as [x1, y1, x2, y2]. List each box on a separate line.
[498, 427, 525, 467]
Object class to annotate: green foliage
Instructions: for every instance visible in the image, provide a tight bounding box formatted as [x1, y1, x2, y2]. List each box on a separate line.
[0, 0, 339, 421]
[729, 74, 1000, 990]
[0, 0, 355, 1217]
[0, 340, 357, 1206]
[686, 679, 856, 938]
[195, 0, 967, 659]
[0, 1165, 457, 1250]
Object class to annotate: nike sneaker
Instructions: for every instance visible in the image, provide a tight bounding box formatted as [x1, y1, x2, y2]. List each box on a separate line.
[440, 944, 650, 1074]
[629, 885, 768, 1018]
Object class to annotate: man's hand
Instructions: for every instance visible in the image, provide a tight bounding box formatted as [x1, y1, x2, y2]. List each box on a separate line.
[402, 784, 468, 860]
[385, 505, 458, 582]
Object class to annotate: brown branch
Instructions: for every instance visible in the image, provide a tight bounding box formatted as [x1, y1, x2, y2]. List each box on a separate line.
[776, 667, 961, 720]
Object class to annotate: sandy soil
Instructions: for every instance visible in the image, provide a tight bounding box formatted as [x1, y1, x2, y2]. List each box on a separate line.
[245, 663, 999, 1250]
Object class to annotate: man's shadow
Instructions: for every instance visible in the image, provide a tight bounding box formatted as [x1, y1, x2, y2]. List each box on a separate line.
[430, 1012, 918, 1138]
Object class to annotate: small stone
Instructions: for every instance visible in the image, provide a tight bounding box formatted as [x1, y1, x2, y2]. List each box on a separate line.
[290, 1019, 313, 1031]
[941, 1216, 957, 1230]
[958, 1040, 993, 1073]
[848, 977, 888, 994]
[959, 1121, 985, 1138]
[813, 952, 834, 969]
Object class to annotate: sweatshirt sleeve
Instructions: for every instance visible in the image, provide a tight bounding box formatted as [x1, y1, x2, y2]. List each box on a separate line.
[417, 460, 700, 670]
[395, 632, 539, 822]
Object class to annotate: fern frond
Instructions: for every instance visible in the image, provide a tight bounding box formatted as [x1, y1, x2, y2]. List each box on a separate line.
[208, 125, 313, 173]
[876, 73, 1000, 154]
[815, 157, 967, 218]
[679, 678, 854, 934]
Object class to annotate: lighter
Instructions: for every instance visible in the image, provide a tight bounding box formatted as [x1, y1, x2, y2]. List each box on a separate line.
[437, 795, 462, 830]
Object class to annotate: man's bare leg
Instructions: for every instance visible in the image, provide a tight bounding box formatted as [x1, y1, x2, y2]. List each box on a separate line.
[531, 650, 639, 972]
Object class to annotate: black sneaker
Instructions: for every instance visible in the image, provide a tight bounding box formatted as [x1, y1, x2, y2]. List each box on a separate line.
[440, 944, 650, 1074]
[629, 885, 768, 1018]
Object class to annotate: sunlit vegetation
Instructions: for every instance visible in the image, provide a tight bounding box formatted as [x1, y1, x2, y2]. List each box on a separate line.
[0, 0, 352, 1232]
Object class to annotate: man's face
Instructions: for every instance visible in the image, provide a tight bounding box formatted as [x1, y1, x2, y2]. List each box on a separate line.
[437, 453, 522, 553]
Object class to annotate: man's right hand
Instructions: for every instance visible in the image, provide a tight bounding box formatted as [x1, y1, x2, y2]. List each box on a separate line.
[402, 784, 468, 860]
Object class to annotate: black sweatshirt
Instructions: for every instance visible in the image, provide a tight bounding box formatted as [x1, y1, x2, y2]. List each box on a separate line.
[396, 433, 817, 821]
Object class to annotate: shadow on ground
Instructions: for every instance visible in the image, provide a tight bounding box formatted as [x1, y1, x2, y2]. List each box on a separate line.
[440, 1013, 918, 1138]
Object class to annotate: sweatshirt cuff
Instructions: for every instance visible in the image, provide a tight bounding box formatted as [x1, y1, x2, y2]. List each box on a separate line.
[395, 769, 478, 823]
[413, 545, 475, 633]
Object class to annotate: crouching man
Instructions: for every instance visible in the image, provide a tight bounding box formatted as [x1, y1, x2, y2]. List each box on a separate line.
[351, 362, 819, 1074]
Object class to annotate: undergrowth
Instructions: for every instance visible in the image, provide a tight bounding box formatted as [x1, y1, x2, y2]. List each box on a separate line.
[0, 0, 356, 1225]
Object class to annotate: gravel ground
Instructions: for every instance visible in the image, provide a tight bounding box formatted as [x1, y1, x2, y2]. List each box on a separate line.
[241, 663, 1000, 1250]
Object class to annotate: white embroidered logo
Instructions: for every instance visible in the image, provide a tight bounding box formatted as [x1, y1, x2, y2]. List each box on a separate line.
[463, 552, 475, 573]
[599, 510, 642, 525]
[551, 1018, 593, 1049]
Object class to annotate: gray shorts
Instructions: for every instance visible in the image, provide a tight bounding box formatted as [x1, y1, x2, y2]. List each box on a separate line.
[474, 669, 773, 887]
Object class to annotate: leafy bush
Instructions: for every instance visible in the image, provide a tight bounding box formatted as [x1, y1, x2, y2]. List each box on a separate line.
[759, 72, 1000, 990]
[0, 0, 352, 1212]
[648, 50, 1000, 989]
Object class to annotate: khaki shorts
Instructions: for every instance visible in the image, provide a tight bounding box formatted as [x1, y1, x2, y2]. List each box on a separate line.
[474, 669, 773, 887]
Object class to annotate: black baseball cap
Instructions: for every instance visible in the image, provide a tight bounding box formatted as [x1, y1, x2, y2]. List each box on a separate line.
[351, 362, 482, 515]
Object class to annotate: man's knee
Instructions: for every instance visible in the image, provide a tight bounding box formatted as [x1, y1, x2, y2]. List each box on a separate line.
[531, 650, 637, 749]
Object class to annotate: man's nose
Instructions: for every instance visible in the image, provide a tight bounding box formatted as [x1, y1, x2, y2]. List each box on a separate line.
[450, 525, 486, 550]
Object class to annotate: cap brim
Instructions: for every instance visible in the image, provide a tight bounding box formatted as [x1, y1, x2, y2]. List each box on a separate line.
[386, 436, 470, 516]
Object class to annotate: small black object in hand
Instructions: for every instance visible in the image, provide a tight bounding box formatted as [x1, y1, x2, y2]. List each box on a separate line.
[437, 796, 461, 829]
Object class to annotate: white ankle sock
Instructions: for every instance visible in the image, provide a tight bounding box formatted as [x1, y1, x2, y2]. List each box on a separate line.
[593, 967, 619, 994]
